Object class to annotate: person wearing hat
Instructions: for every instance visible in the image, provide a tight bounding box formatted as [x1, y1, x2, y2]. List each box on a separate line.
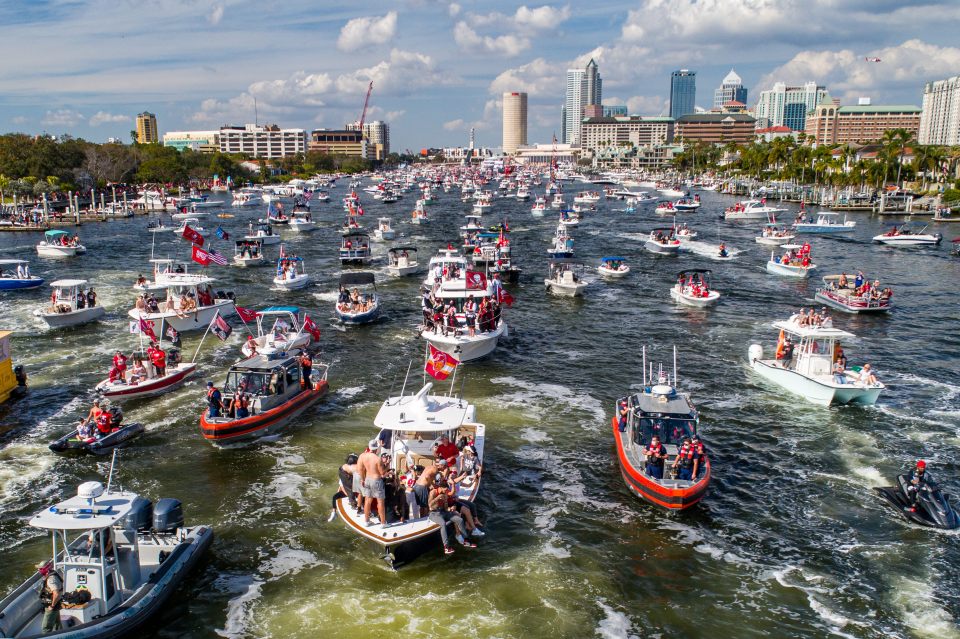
[617, 400, 629, 432]
[906, 460, 929, 511]
[206, 382, 223, 419]
[37, 560, 63, 632]
[434, 434, 459, 467]
[79, 398, 104, 429]
[358, 439, 387, 526]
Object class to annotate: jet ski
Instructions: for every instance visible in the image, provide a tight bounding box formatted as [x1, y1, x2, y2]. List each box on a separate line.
[875, 473, 959, 529]
[49, 406, 146, 455]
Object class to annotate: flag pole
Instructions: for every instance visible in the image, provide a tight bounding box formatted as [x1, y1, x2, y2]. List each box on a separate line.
[422, 342, 428, 386]
[191, 309, 219, 363]
[447, 360, 458, 397]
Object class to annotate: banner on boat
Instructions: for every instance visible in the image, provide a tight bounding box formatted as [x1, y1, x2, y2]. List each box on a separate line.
[465, 270, 487, 291]
[425, 344, 458, 380]
[182, 225, 205, 247]
[211, 314, 232, 341]
[235, 306, 260, 323]
[191, 245, 212, 266]
[302, 315, 321, 341]
[139, 316, 157, 342]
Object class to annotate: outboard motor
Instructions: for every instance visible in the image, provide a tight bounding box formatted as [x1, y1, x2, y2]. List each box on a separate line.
[167, 349, 182, 366]
[14, 364, 27, 387]
[121, 496, 154, 532]
[153, 498, 184, 533]
[109, 406, 124, 428]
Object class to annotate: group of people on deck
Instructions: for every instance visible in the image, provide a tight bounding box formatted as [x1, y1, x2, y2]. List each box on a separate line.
[340, 432, 484, 556]
[421, 287, 502, 338]
[676, 272, 712, 298]
[76, 398, 122, 442]
[775, 242, 811, 267]
[831, 272, 893, 301]
[106, 342, 176, 385]
[337, 285, 376, 314]
[642, 433, 706, 482]
[0, 262, 31, 279]
[51, 287, 95, 313]
[790, 307, 834, 329]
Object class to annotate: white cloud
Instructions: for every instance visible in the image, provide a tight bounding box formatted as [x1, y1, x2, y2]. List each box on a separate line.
[448, 2, 461, 17]
[248, 71, 333, 107]
[453, 22, 530, 57]
[337, 12, 398, 52]
[443, 118, 465, 131]
[514, 5, 571, 30]
[626, 95, 669, 115]
[41, 109, 83, 127]
[335, 49, 450, 95]
[11, 116, 27, 125]
[489, 58, 561, 96]
[89, 111, 131, 126]
[207, 3, 224, 25]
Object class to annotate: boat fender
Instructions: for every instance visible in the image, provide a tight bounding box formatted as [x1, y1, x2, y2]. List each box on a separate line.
[748, 344, 763, 363]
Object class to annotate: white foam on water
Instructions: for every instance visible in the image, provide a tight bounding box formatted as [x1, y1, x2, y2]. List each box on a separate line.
[215, 575, 264, 639]
[520, 427, 551, 443]
[595, 600, 640, 639]
[681, 240, 743, 259]
[312, 291, 339, 302]
[335, 385, 364, 399]
[258, 547, 324, 578]
[770, 566, 863, 638]
[489, 376, 605, 423]
[889, 575, 960, 639]
[0, 442, 58, 507]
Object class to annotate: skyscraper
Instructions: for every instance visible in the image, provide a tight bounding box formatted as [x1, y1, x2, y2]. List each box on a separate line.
[669, 70, 696, 119]
[502, 92, 528, 155]
[347, 120, 390, 160]
[919, 75, 960, 145]
[713, 69, 747, 109]
[754, 82, 829, 131]
[135, 112, 158, 144]
[561, 59, 602, 144]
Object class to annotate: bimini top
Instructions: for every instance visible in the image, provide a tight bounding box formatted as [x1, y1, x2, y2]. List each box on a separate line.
[30, 483, 137, 531]
[772, 319, 855, 340]
[0, 258, 30, 265]
[650, 227, 676, 232]
[601, 256, 626, 263]
[779, 244, 804, 250]
[50, 279, 88, 287]
[388, 246, 417, 254]
[261, 306, 300, 315]
[678, 269, 712, 276]
[44, 230, 70, 238]
[373, 383, 475, 432]
[341, 231, 370, 240]
[340, 272, 376, 286]
[236, 238, 263, 246]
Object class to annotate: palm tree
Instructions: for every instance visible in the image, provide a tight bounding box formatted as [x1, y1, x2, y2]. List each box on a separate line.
[0, 174, 9, 204]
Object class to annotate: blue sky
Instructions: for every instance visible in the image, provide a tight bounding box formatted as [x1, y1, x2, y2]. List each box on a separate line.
[2, 0, 959, 151]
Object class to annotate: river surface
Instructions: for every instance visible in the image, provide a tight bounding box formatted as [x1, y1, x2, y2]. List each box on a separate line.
[1, 182, 958, 639]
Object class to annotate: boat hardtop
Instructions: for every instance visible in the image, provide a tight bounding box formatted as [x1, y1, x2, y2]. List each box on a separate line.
[242, 306, 312, 357]
[374, 382, 475, 431]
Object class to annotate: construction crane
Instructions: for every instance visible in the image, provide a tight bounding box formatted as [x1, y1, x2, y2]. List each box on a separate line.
[357, 81, 374, 129]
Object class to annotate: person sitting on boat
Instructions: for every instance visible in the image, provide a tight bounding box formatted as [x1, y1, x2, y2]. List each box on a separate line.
[643, 436, 668, 480]
[434, 434, 460, 467]
[453, 444, 482, 487]
[206, 381, 223, 418]
[128, 358, 147, 385]
[718, 243, 728, 258]
[79, 398, 105, 429]
[833, 361, 847, 384]
[838, 273, 848, 289]
[857, 363, 879, 386]
[906, 460, 929, 511]
[37, 560, 63, 633]
[428, 483, 474, 555]
[76, 418, 97, 442]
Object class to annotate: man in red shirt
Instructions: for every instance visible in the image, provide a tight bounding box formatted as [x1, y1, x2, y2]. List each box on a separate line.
[434, 434, 459, 466]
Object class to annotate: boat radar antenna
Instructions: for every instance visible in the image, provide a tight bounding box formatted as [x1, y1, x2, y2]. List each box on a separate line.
[398, 360, 413, 400]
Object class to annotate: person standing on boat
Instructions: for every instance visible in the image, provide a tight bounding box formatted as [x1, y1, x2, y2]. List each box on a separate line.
[206, 382, 223, 418]
[298, 352, 313, 389]
[643, 436, 668, 479]
[672, 437, 696, 481]
[38, 561, 63, 633]
[149, 343, 166, 377]
[79, 398, 105, 429]
[358, 440, 387, 526]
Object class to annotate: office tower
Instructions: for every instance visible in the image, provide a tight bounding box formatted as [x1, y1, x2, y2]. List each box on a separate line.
[713, 69, 747, 109]
[669, 70, 696, 119]
[502, 92, 528, 154]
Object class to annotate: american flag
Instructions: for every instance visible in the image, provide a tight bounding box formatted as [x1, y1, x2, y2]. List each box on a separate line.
[208, 249, 228, 266]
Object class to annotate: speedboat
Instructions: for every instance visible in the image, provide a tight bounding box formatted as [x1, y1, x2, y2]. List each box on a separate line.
[49, 406, 145, 453]
[272, 251, 311, 291]
[645, 228, 681, 255]
[128, 278, 236, 332]
[573, 191, 601, 204]
[756, 223, 796, 246]
[0, 478, 211, 637]
[374, 217, 396, 241]
[875, 473, 959, 529]
[545, 260, 587, 297]
[288, 207, 316, 233]
[336, 273, 381, 326]
[232, 188, 262, 207]
[558, 210, 579, 227]
[421, 269, 506, 362]
[199, 353, 329, 445]
[675, 225, 697, 242]
[673, 197, 701, 211]
[233, 239, 266, 267]
[724, 199, 785, 221]
[339, 232, 372, 265]
[793, 212, 856, 234]
[612, 349, 710, 510]
[36, 230, 86, 257]
[670, 269, 720, 307]
[387, 246, 419, 277]
[748, 318, 885, 406]
[815, 274, 892, 314]
[654, 202, 676, 215]
[0, 259, 43, 290]
[37, 280, 106, 328]
[243, 221, 280, 246]
[872, 222, 943, 247]
[95, 350, 197, 403]
[333, 379, 485, 568]
[241, 306, 316, 358]
[766, 244, 815, 278]
[597, 257, 630, 279]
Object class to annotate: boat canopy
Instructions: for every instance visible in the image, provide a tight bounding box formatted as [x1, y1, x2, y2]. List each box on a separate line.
[772, 320, 855, 340]
[29, 486, 136, 531]
[236, 238, 262, 246]
[650, 227, 676, 232]
[388, 246, 417, 254]
[50, 279, 87, 287]
[678, 269, 712, 276]
[44, 230, 70, 238]
[780, 244, 803, 250]
[601, 256, 626, 262]
[0, 258, 29, 265]
[277, 256, 304, 263]
[340, 272, 376, 286]
[821, 274, 865, 283]
[262, 306, 300, 315]
[342, 231, 370, 240]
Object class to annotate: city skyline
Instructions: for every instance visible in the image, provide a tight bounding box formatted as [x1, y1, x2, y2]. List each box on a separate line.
[1, 1, 959, 150]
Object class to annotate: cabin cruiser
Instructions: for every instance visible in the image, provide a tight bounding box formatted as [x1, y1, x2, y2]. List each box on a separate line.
[793, 211, 856, 235]
[0, 259, 43, 290]
[0, 479, 211, 637]
[387, 246, 419, 277]
[374, 217, 396, 241]
[613, 349, 710, 510]
[597, 257, 630, 279]
[199, 352, 329, 445]
[544, 260, 587, 296]
[724, 199, 785, 221]
[421, 268, 507, 362]
[335, 272, 381, 326]
[128, 278, 235, 332]
[272, 252, 311, 291]
[243, 221, 280, 246]
[37, 280, 106, 328]
[233, 239, 265, 267]
[423, 248, 467, 288]
[36, 230, 86, 257]
[766, 244, 816, 278]
[645, 228, 681, 255]
[749, 318, 885, 406]
[872, 222, 943, 247]
[339, 232, 372, 265]
[333, 380, 485, 567]
[671, 269, 720, 307]
[815, 274, 892, 313]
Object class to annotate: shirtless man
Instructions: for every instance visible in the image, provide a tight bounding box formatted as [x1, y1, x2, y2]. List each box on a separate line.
[79, 398, 105, 428]
[414, 459, 439, 517]
[358, 439, 387, 526]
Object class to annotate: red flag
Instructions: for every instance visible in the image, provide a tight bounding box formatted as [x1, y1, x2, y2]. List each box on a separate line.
[302, 314, 321, 341]
[235, 306, 260, 323]
[138, 317, 157, 341]
[498, 289, 515, 307]
[211, 314, 232, 341]
[465, 270, 487, 291]
[191, 245, 212, 266]
[425, 344, 458, 380]
[357, 205, 364, 216]
[181, 225, 204, 247]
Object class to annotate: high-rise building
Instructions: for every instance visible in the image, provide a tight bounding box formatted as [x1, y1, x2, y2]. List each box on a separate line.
[806, 103, 921, 146]
[502, 92, 528, 154]
[561, 59, 602, 144]
[754, 82, 829, 131]
[919, 76, 960, 145]
[347, 120, 390, 160]
[135, 112, 158, 144]
[669, 70, 696, 119]
[713, 69, 747, 109]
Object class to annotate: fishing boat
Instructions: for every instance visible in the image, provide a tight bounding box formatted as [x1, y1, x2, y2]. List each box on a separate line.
[766, 244, 816, 278]
[410, 200, 429, 225]
[333, 378, 485, 568]
[612, 348, 710, 510]
[233, 239, 265, 267]
[0, 477, 212, 637]
[670, 269, 720, 307]
[339, 232, 372, 266]
[241, 306, 314, 358]
[0, 259, 43, 290]
[531, 198, 547, 215]
[872, 222, 943, 247]
[597, 257, 630, 279]
[724, 199, 785, 221]
[387, 246, 419, 277]
[37, 280, 106, 329]
[0, 331, 27, 405]
[335, 273, 381, 326]
[755, 223, 796, 246]
[173, 218, 209, 239]
[374, 217, 396, 241]
[545, 259, 588, 296]
[793, 211, 856, 235]
[243, 220, 280, 246]
[36, 230, 86, 258]
[749, 318, 885, 406]
[128, 278, 235, 332]
[421, 268, 506, 362]
[815, 274, 892, 314]
[645, 228, 681, 255]
[199, 353, 329, 445]
[49, 406, 145, 454]
[272, 251, 311, 291]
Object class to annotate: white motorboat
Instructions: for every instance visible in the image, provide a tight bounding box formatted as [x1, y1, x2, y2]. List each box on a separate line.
[133, 259, 209, 292]
[173, 218, 209, 239]
[272, 251, 312, 291]
[545, 260, 588, 296]
[473, 194, 493, 213]
[872, 222, 943, 247]
[657, 187, 685, 198]
[597, 257, 630, 279]
[573, 191, 601, 204]
[288, 209, 316, 233]
[550, 194, 566, 209]
[128, 278, 235, 332]
[766, 244, 816, 278]
[670, 269, 720, 307]
[531, 198, 547, 215]
[232, 188, 262, 207]
[0, 479, 211, 638]
[815, 274, 893, 314]
[673, 197, 701, 211]
[96, 355, 198, 402]
[724, 199, 786, 221]
[333, 380, 485, 567]
[387, 246, 419, 277]
[340, 232, 372, 265]
[749, 319, 885, 406]
[36, 280, 106, 328]
[515, 186, 531, 201]
[645, 228, 681, 255]
[793, 212, 856, 235]
[675, 224, 697, 242]
[171, 208, 209, 221]
[558, 210, 579, 226]
[244, 220, 281, 245]
[410, 200, 429, 225]
[374, 217, 396, 241]
[233, 239, 265, 267]
[36, 230, 86, 257]
[422, 269, 506, 362]
[335, 272, 381, 326]
[0, 259, 43, 290]
[547, 226, 575, 259]
[241, 306, 314, 357]
[655, 202, 678, 215]
[756, 223, 796, 246]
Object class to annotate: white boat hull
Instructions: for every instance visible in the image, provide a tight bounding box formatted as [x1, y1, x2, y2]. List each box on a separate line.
[751, 359, 883, 406]
[766, 260, 815, 278]
[374, 230, 396, 241]
[288, 220, 316, 233]
[598, 265, 630, 278]
[233, 255, 265, 267]
[545, 279, 588, 296]
[128, 300, 235, 332]
[645, 240, 680, 255]
[387, 264, 419, 277]
[872, 235, 942, 246]
[39, 305, 105, 328]
[273, 274, 312, 290]
[670, 287, 720, 307]
[244, 234, 281, 245]
[755, 235, 795, 246]
[423, 321, 506, 362]
[37, 244, 86, 257]
[96, 362, 198, 401]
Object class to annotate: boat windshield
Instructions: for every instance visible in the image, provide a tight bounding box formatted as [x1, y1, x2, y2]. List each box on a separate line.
[633, 417, 696, 447]
[223, 371, 272, 395]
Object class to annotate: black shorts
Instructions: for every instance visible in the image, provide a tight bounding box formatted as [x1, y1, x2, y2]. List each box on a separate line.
[413, 484, 430, 507]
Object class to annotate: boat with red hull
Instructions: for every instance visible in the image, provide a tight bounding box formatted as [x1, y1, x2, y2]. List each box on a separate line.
[612, 350, 710, 511]
[199, 352, 329, 445]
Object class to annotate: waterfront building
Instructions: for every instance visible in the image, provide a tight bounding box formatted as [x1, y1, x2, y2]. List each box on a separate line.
[561, 59, 602, 144]
[579, 116, 675, 154]
[754, 82, 829, 131]
[919, 76, 960, 145]
[502, 92, 528, 155]
[513, 143, 578, 165]
[805, 103, 921, 146]
[756, 125, 797, 143]
[309, 129, 367, 158]
[346, 120, 390, 161]
[676, 113, 756, 144]
[162, 130, 220, 153]
[669, 70, 696, 119]
[441, 147, 496, 162]
[218, 124, 305, 158]
[135, 112, 158, 144]
[713, 70, 747, 109]
[603, 105, 628, 117]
